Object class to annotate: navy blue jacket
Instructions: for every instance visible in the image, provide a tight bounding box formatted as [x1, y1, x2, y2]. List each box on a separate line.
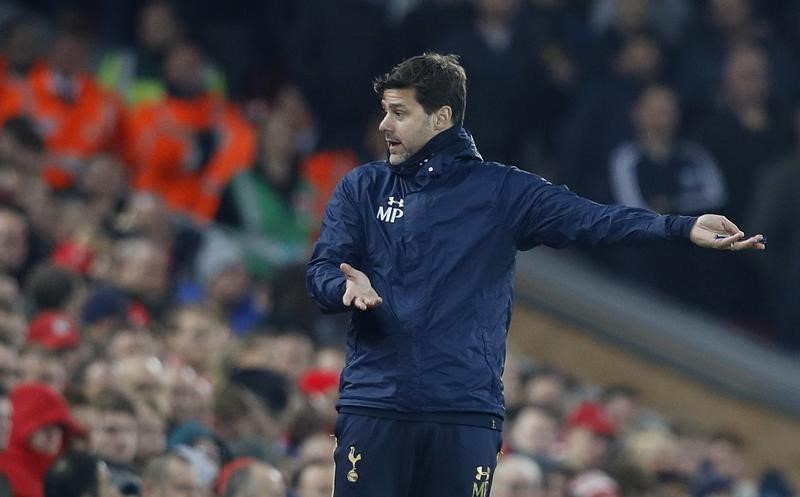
[307, 126, 695, 418]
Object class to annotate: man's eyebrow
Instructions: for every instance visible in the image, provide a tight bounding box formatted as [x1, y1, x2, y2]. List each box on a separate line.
[382, 102, 407, 111]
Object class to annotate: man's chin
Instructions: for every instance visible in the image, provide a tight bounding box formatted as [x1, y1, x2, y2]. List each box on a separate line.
[387, 154, 404, 165]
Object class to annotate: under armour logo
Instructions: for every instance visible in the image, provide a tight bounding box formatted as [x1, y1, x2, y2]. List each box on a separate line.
[475, 466, 492, 482]
[377, 196, 404, 223]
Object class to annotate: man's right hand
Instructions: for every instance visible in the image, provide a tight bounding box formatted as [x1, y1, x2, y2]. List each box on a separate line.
[340, 263, 383, 310]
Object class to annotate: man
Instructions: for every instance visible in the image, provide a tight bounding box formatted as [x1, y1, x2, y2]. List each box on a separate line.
[140, 452, 201, 497]
[306, 53, 765, 497]
[491, 456, 544, 497]
[294, 461, 335, 497]
[216, 458, 285, 497]
[90, 392, 140, 494]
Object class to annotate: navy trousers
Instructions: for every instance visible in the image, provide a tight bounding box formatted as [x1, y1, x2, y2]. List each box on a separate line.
[332, 412, 503, 497]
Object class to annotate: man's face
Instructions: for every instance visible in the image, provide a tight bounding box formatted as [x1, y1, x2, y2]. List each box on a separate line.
[297, 464, 335, 497]
[379, 88, 439, 165]
[249, 465, 286, 497]
[92, 410, 138, 465]
[156, 458, 202, 497]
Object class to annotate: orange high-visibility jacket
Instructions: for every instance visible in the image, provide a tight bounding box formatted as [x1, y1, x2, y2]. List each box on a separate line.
[0, 61, 124, 187]
[27, 64, 123, 158]
[127, 94, 255, 221]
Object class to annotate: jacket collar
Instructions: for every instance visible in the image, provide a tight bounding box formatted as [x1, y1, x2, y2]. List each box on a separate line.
[387, 126, 481, 177]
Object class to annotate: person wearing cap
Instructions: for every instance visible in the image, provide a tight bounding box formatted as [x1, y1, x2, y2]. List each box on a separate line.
[26, 311, 84, 376]
[561, 401, 617, 473]
[560, 402, 620, 497]
[0, 383, 85, 497]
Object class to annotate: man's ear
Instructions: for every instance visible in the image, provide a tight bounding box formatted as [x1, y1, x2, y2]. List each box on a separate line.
[433, 106, 453, 130]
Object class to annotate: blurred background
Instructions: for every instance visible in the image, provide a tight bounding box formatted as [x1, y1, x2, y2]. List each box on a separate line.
[0, 0, 798, 496]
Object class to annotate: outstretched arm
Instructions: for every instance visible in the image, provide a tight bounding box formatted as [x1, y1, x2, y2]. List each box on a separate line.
[689, 214, 766, 251]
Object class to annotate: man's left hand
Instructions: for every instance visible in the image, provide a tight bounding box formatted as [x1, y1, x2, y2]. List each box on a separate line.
[689, 214, 766, 251]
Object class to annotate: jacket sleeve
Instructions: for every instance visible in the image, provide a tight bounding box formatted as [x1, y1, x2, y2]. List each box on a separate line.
[306, 174, 364, 313]
[500, 168, 697, 250]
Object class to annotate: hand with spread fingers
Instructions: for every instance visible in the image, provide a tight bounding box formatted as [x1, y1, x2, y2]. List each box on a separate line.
[340, 263, 383, 310]
[689, 214, 766, 251]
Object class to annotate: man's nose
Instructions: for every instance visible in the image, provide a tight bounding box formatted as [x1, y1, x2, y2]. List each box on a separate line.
[378, 114, 391, 133]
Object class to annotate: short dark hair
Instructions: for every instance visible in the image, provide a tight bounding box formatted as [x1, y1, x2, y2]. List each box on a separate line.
[374, 53, 467, 125]
[93, 390, 137, 417]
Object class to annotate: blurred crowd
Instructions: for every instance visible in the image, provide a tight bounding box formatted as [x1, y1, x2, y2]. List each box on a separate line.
[0, 0, 797, 496]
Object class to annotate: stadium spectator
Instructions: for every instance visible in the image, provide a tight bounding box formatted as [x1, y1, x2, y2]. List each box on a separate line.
[110, 355, 170, 418]
[140, 451, 201, 497]
[0, 383, 85, 497]
[745, 109, 800, 348]
[507, 404, 560, 467]
[676, 0, 797, 119]
[286, 0, 387, 148]
[166, 367, 214, 428]
[692, 43, 793, 222]
[294, 460, 334, 497]
[215, 86, 316, 278]
[89, 391, 140, 492]
[216, 458, 284, 497]
[25, 265, 84, 318]
[435, 0, 543, 166]
[9, 26, 123, 190]
[25, 311, 84, 379]
[189, 230, 264, 335]
[559, 402, 617, 475]
[609, 85, 726, 215]
[126, 43, 255, 222]
[600, 385, 643, 435]
[394, 0, 474, 62]
[97, 1, 224, 107]
[522, 366, 571, 414]
[166, 306, 230, 376]
[0, 19, 46, 126]
[493, 455, 545, 497]
[133, 402, 166, 469]
[556, 32, 665, 201]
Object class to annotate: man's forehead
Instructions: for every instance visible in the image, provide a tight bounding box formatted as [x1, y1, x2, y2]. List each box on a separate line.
[381, 88, 418, 106]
